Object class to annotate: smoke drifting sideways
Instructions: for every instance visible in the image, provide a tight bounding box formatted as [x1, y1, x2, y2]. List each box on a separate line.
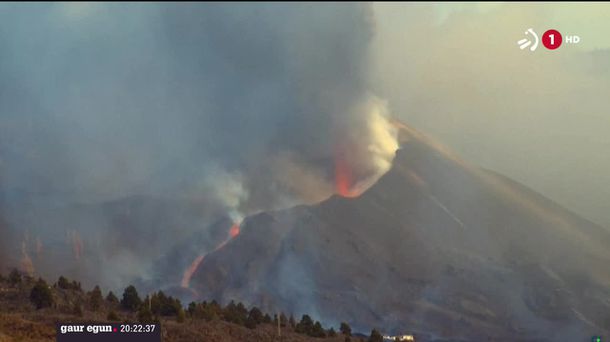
[0, 3, 397, 289]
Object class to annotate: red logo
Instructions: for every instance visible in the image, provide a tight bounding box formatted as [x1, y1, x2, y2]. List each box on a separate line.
[542, 29, 562, 50]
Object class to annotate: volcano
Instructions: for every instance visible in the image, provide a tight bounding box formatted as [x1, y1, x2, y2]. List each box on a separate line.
[188, 124, 610, 341]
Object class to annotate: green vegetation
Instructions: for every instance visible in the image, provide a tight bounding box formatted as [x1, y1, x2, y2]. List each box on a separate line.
[120, 285, 142, 311]
[368, 328, 383, 342]
[106, 290, 119, 303]
[107, 310, 119, 321]
[340, 322, 352, 336]
[9, 269, 22, 286]
[29, 278, 53, 309]
[88, 285, 103, 311]
[3, 273, 374, 341]
[56, 275, 82, 291]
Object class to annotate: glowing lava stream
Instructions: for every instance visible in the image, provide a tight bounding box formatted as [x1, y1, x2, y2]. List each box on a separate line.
[334, 154, 359, 198]
[181, 222, 241, 289]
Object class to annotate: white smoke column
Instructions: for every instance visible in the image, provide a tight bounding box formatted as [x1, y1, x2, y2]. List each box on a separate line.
[335, 95, 399, 196]
[361, 95, 399, 181]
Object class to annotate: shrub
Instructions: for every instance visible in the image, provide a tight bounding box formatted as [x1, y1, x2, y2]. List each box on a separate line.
[9, 269, 22, 286]
[245, 315, 257, 329]
[137, 306, 154, 323]
[30, 278, 53, 309]
[73, 303, 83, 317]
[107, 310, 120, 321]
[177, 308, 186, 323]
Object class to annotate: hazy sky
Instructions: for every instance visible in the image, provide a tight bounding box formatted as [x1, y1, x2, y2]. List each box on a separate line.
[372, 3, 610, 228]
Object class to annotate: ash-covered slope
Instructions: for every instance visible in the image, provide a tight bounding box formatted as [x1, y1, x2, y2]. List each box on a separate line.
[190, 127, 610, 341]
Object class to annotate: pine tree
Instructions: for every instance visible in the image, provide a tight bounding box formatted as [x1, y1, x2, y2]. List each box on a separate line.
[106, 291, 119, 303]
[295, 314, 314, 335]
[368, 329, 383, 342]
[89, 285, 103, 311]
[311, 321, 326, 337]
[248, 307, 264, 324]
[340, 322, 352, 336]
[120, 285, 142, 311]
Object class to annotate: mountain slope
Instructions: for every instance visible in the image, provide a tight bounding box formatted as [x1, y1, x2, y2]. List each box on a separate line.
[190, 126, 610, 341]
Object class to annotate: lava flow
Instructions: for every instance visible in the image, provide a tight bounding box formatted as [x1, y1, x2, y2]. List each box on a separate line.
[334, 153, 359, 198]
[229, 223, 240, 238]
[181, 222, 241, 289]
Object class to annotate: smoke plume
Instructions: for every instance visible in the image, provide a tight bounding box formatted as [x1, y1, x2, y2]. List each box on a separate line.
[0, 3, 397, 286]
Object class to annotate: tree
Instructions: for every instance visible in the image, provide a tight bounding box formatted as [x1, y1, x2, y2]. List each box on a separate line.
[187, 302, 197, 317]
[106, 291, 119, 303]
[340, 322, 352, 336]
[245, 315, 257, 329]
[177, 308, 186, 323]
[89, 285, 103, 311]
[9, 269, 21, 286]
[263, 313, 272, 324]
[30, 278, 53, 309]
[137, 305, 154, 323]
[72, 281, 82, 292]
[279, 312, 288, 327]
[295, 314, 314, 335]
[57, 276, 71, 289]
[368, 329, 383, 342]
[121, 285, 142, 311]
[328, 327, 337, 337]
[311, 321, 326, 338]
[223, 300, 247, 325]
[248, 307, 264, 325]
[289, 314, 296, 328]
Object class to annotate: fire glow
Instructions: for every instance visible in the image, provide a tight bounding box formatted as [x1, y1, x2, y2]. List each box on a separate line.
[181, 222, 241, 289]
[334, 154, 359, 198]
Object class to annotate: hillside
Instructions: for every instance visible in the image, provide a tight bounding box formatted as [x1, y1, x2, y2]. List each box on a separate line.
[0, 273, 371, 342]
[189, 124, 610, 341]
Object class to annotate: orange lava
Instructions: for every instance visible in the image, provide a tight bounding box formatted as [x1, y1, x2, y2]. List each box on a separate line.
[334, 154, 358, 198]
[181, 221, 241, 289]
[181, 254, 205, 288]
[229, 223, 240, 238]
